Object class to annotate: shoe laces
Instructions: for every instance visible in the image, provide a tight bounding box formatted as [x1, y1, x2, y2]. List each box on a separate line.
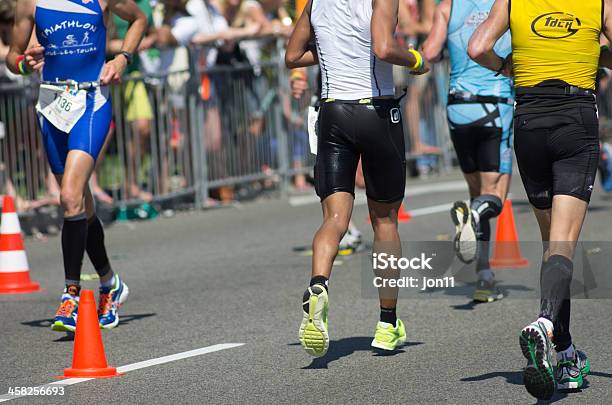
[556, 359, 580, 378]
[56, 298, 76, 318]
[98, 291, 112, 316]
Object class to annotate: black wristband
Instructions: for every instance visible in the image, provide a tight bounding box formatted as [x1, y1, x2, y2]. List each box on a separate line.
[118, 51, 133, 65]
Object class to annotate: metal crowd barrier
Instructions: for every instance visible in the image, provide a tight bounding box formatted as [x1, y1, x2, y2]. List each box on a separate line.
[0, 43, 482, 214]
[0, 79, 52, 207]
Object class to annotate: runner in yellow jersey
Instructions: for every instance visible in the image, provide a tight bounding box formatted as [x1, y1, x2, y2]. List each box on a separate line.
[468, 0, 612, 400]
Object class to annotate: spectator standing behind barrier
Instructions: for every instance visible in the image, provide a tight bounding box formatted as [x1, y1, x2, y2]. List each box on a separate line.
[0, 0, 16, 81]
[396, 0, 442, 177]
[156, 0, 260, 202]
[234, 0, 291, 138]
[109, 0, 156, 203]
[0, 0, 60, 212]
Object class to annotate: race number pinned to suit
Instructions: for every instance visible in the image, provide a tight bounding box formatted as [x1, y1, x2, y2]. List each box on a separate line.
[308, 106, 319, 155]
[36, 84, 87, 133]
[390, 107, 401, 124]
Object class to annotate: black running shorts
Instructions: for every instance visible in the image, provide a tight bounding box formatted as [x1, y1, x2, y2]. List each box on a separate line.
[447, 103, 514, 174]
[513, 106, 599, 210]
[314, 100, 406, 203]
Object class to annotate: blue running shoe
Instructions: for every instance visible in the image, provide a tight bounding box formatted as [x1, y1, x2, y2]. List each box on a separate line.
[51, 285, 80, 332]
[98, 274, 129, 329]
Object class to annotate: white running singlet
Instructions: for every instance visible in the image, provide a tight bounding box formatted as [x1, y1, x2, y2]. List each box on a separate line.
[311, 0, 394, 100]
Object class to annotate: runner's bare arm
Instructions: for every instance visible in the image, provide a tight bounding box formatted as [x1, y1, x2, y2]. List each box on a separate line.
[418, 0, 437, 34]
[600, 0, 612, 68]
[285, 1, 318, 68]
[6, 0, 43, 74]
[422, 0, 451, 63]
[371, 0, 429, 73]
[468, 0, 509, 73]
[101, 0, 147, 85]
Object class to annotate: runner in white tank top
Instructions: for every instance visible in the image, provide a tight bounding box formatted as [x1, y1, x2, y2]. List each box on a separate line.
[286, 0, 429, 358]
[310, 0, 395, 99]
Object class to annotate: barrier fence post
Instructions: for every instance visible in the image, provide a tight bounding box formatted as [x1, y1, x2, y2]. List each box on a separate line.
[275, 40, 291, 197]
[192, 46, 211, 208]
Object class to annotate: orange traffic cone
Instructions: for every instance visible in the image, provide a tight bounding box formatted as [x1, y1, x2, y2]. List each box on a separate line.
[0, 195, 41, 294]
[368, 203, 412, 223]
[61, 290, 120, 378]
[490, 200, 529, 268]
[397, 204, 412, 222]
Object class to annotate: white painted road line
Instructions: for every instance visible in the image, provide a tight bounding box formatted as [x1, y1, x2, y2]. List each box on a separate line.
[288, 180, 467, 207]
[0, 343, 244, 402]
[409, 202, 455, 218]
[116, 343, 244, 373]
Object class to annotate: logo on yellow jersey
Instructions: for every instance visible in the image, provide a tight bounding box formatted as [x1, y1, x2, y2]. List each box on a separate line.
[531, 12, 581, 39]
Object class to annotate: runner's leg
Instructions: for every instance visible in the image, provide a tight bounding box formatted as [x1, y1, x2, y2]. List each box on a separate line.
[312, 192, 354, 280]
[369, 199, 401, 311]
[60, 150, 95, 288]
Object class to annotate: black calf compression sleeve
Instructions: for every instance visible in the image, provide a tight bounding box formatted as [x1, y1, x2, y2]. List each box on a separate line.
[62, 213, 88, 285]
[476, 218, 491, 271]
[539, 254, 573, 351]
[86, 216, 111, 278]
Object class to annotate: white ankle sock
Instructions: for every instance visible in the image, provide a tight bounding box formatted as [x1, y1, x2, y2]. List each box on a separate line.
[557, 344, 575, 360]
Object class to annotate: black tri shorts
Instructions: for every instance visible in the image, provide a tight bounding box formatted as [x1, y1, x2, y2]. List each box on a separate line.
[513, 106, 599, 210]
[447, 102, 514, 174]
[314, 100, 406, 203]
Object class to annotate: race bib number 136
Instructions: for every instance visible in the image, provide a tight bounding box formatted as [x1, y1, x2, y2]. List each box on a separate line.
[36, 84, 87, 133]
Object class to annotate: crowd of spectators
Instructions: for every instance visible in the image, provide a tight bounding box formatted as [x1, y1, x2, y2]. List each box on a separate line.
[0, 0, 296, 206]
[4, 0, 607, 211]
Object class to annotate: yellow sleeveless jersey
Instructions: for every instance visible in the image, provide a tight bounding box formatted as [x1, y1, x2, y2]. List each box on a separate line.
[510, 0, 602, 89]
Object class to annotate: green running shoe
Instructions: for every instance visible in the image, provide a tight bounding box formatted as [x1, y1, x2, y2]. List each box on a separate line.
[556, 346, 590, 390]
[371, 319, 406, 351]
[473, 278, 504, 303]
[299, 284, 329, 357]
[520, 320, 556, 400]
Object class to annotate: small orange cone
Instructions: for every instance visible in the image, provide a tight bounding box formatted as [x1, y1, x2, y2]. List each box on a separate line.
[397, 204, 412, 222]
[490, 200, 529, 269]
[368, 203, 412, 223]
[61, 290, 120, 378]
[0, 195, 41, 294]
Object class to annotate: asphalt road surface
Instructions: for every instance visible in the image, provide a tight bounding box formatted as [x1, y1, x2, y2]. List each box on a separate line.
[2, 172, 612, 404]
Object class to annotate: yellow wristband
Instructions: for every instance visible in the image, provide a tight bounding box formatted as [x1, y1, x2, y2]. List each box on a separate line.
[408, 49, 423, 71]
[18, 59, 30, 76]
[290, 70, 306, 81]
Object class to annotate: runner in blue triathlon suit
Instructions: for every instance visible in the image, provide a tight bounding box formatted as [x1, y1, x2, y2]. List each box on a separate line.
[423, 0, 513, 302]
[6, 0, 146, 331]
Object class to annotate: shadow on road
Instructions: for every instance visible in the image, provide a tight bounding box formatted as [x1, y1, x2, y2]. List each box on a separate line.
[53, 332, 75, 342]
[20, 313, 157, 340]
[461, 370, 612, 404]
[461, 370, 523, 385]
[117, 313, 156, 326]
[447, 283, 533, 311]
[21, 313, 156, 328]
[289, 337, 423, 369]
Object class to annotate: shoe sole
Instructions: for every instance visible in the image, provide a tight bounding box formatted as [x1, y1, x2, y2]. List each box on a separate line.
[520, 325, 556, 400]
[371, 335, 406, 351]
[557, 377, 583, 390]
[100, 282, 129, 330]
[450, 201, 477, 264]
[298, 290, 329, 357]
[51, 321, 75, 333]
